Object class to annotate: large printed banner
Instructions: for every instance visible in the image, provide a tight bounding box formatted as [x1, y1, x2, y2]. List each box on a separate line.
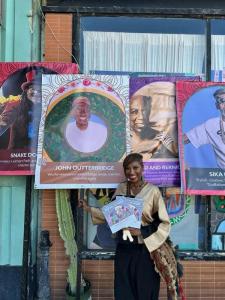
[129, 76, 198, 186]
[177, 81, 225, 195]
[35, 75, 129, 189]
[0, 62, 78, 175]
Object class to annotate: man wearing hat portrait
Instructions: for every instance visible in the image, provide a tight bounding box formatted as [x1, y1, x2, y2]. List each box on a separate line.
[0, 70, 42, 150]
[184, 87, 225, 169]
[64, 95, 108, 153]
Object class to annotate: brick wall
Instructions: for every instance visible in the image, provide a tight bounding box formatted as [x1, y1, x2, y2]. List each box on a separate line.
[42, 13, 73, 300]
[44, 13, 73, 62]
[82, 260, 225, 300]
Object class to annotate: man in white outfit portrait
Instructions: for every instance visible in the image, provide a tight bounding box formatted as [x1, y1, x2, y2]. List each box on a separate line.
[65, 96, 108, 153]
[183, 88, 225, 169]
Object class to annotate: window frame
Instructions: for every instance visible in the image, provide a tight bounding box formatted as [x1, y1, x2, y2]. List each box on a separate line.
[73, 14, 225, 260]
[74, 14, 212, 79]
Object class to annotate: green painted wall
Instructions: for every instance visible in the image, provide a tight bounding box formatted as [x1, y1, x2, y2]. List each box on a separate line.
[0, 177, 26, 265]
[0, 0, 41, 61]
[0, 0, 41, 266]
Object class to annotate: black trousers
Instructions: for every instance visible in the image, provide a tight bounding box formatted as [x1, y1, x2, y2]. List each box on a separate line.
[114, 243, 160, 300]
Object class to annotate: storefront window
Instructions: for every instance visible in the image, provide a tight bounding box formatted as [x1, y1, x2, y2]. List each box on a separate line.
[211, 19, 225, 71]
[80, 17, 223, 255]
[83, 189, 116, 250]
[211, 195, 225, 251]
[80, 17, 206, 75]
[83, 189, 208, 251]
[169, 195, 207, 250]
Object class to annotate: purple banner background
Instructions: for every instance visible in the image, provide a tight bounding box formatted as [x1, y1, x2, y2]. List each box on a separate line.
[130, 76, 199, 97]
[144, 161, 180, 187]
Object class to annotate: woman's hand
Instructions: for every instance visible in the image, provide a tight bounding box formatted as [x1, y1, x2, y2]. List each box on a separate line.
[127, 227, 141, 236]
[78, 199, 91, 213]
[155, 131, 178, 155]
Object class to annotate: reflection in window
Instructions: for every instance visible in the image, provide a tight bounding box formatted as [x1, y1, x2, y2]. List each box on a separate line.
[212, 235, 223, 250]
[83, 188, 207, 251]
[211, 20, 225, 70]
[217, 220, 225, 232]
[84, 189, 116, 250]
[211, 196, 225, 251]
[81, 17, 205, 74]
[212, 219, 225, 251]
[168, 195, 206, 251]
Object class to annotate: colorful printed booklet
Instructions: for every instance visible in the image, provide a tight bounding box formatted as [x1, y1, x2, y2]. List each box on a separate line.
[101, 196, 143, 233]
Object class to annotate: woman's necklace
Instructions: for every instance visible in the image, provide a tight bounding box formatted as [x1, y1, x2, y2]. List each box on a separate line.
[220, 117, 225, 145]
[128, 180, 145, 196]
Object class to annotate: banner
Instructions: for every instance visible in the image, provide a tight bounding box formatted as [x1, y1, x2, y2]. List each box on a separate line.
[35, 74, 129, 189]
[129, 76, 199, 186]
[177, 81, 225, 195]
[0, 62, 78, 175]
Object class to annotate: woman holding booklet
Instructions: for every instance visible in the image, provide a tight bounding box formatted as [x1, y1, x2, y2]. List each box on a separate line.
[79, 153, 178, 300]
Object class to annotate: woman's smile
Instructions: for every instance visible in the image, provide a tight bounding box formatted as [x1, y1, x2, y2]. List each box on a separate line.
[125, 161, 143, 183]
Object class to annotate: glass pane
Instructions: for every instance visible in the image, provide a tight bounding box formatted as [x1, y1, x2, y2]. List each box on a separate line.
[211, 19, 225, 75]
[80, 17, 206, 75]
[212, 235, 223, 250]
[83, 188, 208, 251]
[211, 195, 225, 251]
[217, 221, 225, 233]
[83, 189, 117, 250]
[169, 195, 207, 250]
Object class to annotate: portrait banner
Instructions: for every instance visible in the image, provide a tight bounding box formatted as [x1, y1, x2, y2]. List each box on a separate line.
[35, 74, 129, 189]
[177, 81, 225, 195]
[0, 62, 78, 175]
[129, 76, 199, 187]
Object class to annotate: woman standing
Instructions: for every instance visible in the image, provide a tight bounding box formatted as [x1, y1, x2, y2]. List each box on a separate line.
[79, 153, 173, 300]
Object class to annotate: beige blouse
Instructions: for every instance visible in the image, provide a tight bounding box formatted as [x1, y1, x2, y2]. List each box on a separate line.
[90, 182, 171, 253]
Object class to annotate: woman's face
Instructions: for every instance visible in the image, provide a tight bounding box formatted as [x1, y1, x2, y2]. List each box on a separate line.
[130, 97, 149, 133]
[124, 160, 143, 183]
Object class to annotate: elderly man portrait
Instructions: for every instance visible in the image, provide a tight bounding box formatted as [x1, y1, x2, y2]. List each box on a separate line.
[65, 96, 108, 153]
[130, 91, 178, 160]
